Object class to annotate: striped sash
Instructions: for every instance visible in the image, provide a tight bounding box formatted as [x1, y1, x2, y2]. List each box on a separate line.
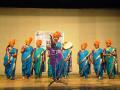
[79, 52, 90, 65]
[22, 54, 31, 62]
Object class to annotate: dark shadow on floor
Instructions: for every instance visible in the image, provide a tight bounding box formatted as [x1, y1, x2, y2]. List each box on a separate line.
[1, 86, 120, 90]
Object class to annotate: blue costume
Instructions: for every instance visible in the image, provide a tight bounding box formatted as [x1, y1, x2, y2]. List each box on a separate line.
[104, 47, 116, 79]
[4, 47, 18, 80]
[62, 49, 72, 78]
[48, 57, 53, 78]
[92, 48, 104, 79]
[21, 45, 33, 78]
[78, 50, 90, 78]
[47, 50, 53, 78]
[33, 47, 45, 78]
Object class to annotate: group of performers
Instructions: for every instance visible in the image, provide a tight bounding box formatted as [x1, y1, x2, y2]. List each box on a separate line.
[78, 40, 117, 79]
[3, 31, 118, 81]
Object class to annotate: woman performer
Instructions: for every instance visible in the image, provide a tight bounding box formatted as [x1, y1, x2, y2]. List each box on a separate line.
[103, 39, 117, 79]
[21, 37, 33, 79]
[62, 42, 72, 78]
[91, 40, 104, 80]
[46, 40, 53, 78]
[33, 39, 45, 79]
[47, 50, 53, 78]
[47, 31, 63, 81]
[4, 39, 18, 80]
[77, 42, 90, 79]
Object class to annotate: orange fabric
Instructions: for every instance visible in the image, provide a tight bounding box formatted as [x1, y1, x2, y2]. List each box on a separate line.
[106, 39, 112, 44]
[84, 42, 88, 48]
[36, 39, 42, 45]
[94, 40, 100, 45]
[9, 39, 16, 45]
[53, 31, 61, 38]
[55, 31, 61, 37]
[81, 42, 88, 49]
[25, 37, 33, 44]
[29, 37, 33, 43]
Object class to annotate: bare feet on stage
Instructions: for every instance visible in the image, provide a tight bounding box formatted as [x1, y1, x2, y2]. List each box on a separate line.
[64, 76, 68, 79]
[22, 76, 31, 80]
[22, 76, 25, 80]
[35, 77, 41, 79]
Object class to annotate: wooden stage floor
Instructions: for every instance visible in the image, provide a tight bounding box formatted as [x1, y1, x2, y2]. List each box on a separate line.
[0, 74, 120, 90]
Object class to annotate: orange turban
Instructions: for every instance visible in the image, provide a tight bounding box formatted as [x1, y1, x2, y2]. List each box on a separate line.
[56, 31, 61, 37]
[53, 31, 61, 38]
[84, 42, 88, 48]
[9, 39, 16, 45]
[94, 40, 100, 45]
[36, 39, 42, 45]
[81, 42, 88, 48]
[106, 39, 112, 45]
[29, 37, 33, 43]
[25, 37, 33, 43]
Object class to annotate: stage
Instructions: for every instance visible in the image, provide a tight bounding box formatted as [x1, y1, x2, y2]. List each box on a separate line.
[0, 74, 120, 90]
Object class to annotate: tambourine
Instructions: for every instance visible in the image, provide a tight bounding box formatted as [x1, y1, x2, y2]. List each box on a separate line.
[63, 42, 73, 49]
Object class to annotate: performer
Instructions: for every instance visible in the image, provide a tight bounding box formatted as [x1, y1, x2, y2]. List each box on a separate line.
[62, 42, 72, 78]
[4, 39, 18, 80]
[77, 42, 90, 79]
[47, 31, 63, 81]
[33, 40, 45, 79]
[21, 37, 33, 79]
[47, 51, 53, 78]
[46, 41, 53, 78]
[91, 40, 104, 80]
[103, 39, 117, 79]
